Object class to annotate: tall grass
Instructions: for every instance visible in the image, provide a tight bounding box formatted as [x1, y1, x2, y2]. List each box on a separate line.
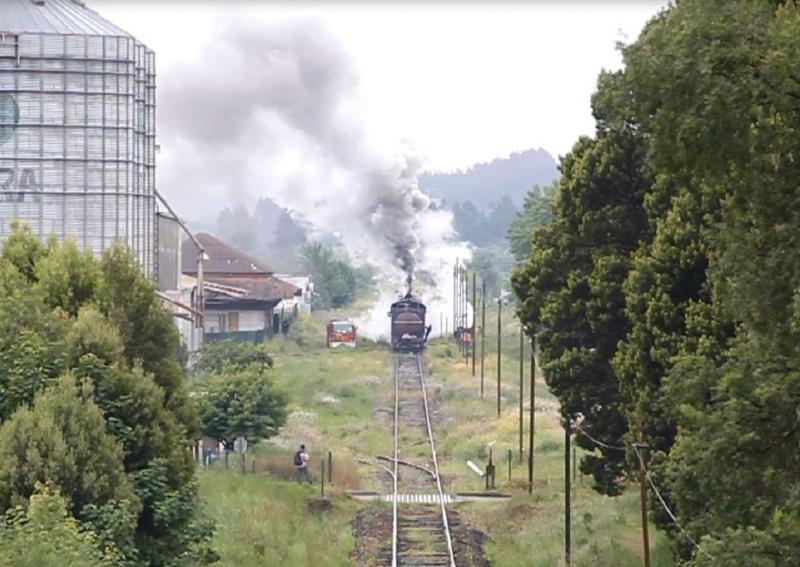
[199, 470, 357, 567]
[425, 338, 676, 567]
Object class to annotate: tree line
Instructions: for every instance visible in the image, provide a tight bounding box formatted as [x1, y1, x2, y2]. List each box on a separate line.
[418, 147, 558, 210]
[511, 1, 800, 565]
[0, 221, 214, 565]
[0, 221, 292, 566]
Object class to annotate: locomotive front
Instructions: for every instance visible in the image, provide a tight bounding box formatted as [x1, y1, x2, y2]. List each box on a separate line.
[388, 292, 431, 353]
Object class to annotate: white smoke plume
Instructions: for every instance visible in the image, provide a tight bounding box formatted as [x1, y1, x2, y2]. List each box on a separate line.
[354, 206, 474, 341]
[158, 12, 433, 288]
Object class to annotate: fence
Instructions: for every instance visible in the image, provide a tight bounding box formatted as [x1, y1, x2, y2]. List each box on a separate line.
[203, 330, 266, 344]
[199, 448, 362, 490]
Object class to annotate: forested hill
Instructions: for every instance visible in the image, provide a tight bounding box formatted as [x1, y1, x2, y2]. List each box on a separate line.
[418, 148, 559, 209]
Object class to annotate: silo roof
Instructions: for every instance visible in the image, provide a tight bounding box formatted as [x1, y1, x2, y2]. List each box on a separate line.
[0, 0, 132, 37]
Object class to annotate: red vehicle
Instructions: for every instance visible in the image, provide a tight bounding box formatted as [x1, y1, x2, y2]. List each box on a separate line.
[327, 318, 357, 348]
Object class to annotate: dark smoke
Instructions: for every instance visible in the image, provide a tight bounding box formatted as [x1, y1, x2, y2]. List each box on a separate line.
[158, 12, 430, 285]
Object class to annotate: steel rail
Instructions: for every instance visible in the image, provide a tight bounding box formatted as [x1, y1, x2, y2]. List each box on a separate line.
[415, 355, 457, 567]
[391, 355, 400, 567]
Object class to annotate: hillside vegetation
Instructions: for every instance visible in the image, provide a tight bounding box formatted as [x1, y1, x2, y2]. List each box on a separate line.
[419, 148, 558, 210]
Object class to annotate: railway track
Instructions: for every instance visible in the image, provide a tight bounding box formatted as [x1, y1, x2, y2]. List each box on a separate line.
[389, 353, 456, 567]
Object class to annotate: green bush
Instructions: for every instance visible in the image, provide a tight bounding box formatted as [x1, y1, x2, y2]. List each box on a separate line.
[287, 313, 325, 349]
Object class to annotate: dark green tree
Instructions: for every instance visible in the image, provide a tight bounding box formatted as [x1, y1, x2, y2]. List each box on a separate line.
[191, 340, 288, 450]
[297, 241, 361, 309]
[613, 1, 800, 562]
[0, 225, 219, 566]
[512, 67, 653, 495]
[0, 374, 138, 520]
[507, 181, 557, 264]
[96, 243, 200, 439]
[35, 238, 100, 317]
[193, 339, 273, 375]
[0, 219, 48, 283]
[192, 368, 289, 451]
[0, 483, 116, 567]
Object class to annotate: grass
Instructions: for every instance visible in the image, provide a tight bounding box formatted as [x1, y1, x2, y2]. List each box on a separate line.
[198, 469, 358, 567]
[197, 312, 677, 567]
[420, 337, 676, 567]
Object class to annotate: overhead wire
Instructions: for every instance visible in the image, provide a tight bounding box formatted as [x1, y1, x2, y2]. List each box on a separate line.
[573, 425, 715, 562]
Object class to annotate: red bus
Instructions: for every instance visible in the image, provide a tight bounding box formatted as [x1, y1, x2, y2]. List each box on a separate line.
[327, 318, 357, 348]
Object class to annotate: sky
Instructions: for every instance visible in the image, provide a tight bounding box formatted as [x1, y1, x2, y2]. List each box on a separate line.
[91, 0, 667, 175]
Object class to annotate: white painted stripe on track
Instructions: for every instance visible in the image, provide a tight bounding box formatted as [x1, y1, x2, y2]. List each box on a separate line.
[383, 494, 454, 503]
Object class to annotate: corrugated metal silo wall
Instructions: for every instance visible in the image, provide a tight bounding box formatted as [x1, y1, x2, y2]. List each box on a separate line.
[0, 33, 156, 276]
[156, 212, 181, 291]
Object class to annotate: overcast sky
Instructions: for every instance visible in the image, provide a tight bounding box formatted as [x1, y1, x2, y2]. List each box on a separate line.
[92, 1, 666, 174]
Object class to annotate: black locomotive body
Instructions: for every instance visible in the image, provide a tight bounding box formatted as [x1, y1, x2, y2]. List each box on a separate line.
[389, 292, 431, 353]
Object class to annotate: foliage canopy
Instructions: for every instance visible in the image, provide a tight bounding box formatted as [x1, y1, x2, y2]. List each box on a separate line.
[511, 1, 800, 563]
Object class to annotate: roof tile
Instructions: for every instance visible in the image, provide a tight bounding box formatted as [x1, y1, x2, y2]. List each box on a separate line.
[182, 232, 274, 276]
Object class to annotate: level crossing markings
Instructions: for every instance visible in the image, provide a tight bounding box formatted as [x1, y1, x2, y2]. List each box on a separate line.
[383, 493, 454, 504]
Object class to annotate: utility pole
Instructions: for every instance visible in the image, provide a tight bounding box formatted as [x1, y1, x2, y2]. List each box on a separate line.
[458, 266, 467, 358]
[518, 324, 524, 464]
[463, 268, 469, 364]
[496, 297, 502, 418]
[471, 271, 477, 376]
[461, 266, 469, 340]
[452, 260, 458, 341]
[636, 424, 652, 567]
[463, 266, 468, 359]
[528, 332, 535, 493]
[565, 419, 571, 567]
[480, 279, 486, 398]
[456, 266, 462, 355]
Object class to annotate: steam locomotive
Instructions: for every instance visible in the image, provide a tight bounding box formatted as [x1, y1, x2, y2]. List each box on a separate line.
[388, 292, 431, 353]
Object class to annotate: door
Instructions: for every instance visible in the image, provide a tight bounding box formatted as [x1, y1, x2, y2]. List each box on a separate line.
[228, 312, 239, 332]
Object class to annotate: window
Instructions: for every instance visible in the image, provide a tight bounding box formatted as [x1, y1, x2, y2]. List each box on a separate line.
[332, 322, 353, 334]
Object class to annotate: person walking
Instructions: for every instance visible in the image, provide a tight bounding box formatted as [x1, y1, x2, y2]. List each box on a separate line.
[294, 444, 311, 483]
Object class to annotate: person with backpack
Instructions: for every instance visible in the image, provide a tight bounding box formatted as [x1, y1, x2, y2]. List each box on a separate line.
[294, 444, 311, 483]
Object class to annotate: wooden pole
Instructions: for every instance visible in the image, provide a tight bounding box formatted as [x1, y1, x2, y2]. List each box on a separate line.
[518, 324, 524, 463]
[565, 419, 571, 566]
[480, 279, 486, 398]
[463, 267, 468, 359]
[463, 269, 469, 364]
[528, 332, 535, 493]
[637, 425, 652, 567]
[496, 297, 502, 418]
[453, 260, 458, 341]
[456, 265, 461, 353]
[471, 271, 477, 376]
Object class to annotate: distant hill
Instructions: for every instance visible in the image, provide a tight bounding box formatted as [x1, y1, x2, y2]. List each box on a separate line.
[418, 148, 559, 210]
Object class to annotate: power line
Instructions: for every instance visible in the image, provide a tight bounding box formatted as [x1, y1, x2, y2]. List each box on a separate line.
[573, 425, 714, 562]
[575, 425, 627, 451]
[632, 445, 714, 562]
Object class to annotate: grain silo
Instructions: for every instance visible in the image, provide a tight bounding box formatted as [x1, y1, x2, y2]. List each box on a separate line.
[0, 0, 156, 276]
